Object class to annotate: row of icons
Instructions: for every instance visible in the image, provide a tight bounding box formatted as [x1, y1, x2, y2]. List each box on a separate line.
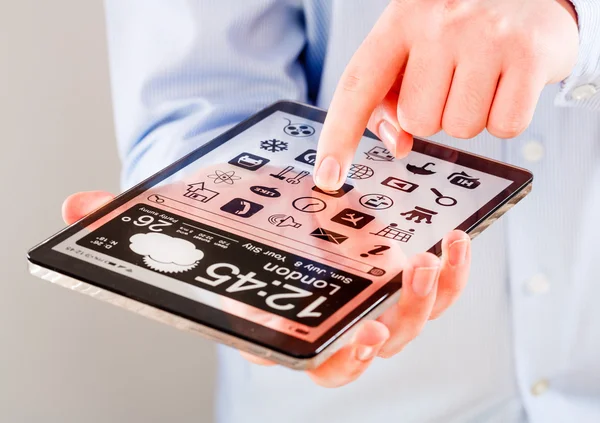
[184, 185, 421, 238]
[218, 198, 416, 255]
[363, 146, 480, 190]
[184, 177, 445, 226]
[198, 163, 458, 212]
[264, 117, 482, 190]
[178, 185, 418, 264]
[152, 188, 414, 269]
[231, 146, 481, 194]
[228, 150, 317, 170]
[363, 147, 481, 190]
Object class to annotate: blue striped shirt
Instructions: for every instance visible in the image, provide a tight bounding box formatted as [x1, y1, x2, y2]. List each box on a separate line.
[104, 1, 600, 422]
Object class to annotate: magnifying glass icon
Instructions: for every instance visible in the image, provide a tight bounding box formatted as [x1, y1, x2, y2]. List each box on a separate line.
[431, 188, 457, 207]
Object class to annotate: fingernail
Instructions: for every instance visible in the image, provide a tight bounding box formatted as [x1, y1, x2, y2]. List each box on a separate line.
[411, 266, 440, 297]
[378, 120, 398, 157]
[315, 156, 341, 188]
[355, 345, 376, 362]
[448, 239, 469, 267]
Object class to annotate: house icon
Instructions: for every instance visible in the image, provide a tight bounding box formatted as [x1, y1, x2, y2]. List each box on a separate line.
[184, 182, 219, 203]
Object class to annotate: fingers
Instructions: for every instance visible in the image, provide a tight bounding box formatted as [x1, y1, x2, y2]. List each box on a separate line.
[308, 320, 390, 388]
[236, 234, 469, 379]
[376, 252, 440, 357]
[314, 3, 409, 191]
[366, 90, 413, 159]
[429, 230, 471, 320]
[487, 66, 545, 139]
[62, 191, 114, 224]
[443, 63, 500, 139]
[397, 45, 454, 138]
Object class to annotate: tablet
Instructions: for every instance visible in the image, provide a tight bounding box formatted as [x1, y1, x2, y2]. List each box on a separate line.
[27, 101, 532, 369]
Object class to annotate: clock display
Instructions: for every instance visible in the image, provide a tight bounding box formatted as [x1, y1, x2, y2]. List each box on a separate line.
[77, 204, 371, 328]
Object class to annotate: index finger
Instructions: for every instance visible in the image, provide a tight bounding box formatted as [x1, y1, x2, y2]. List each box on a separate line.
[314, 3, 409, 191]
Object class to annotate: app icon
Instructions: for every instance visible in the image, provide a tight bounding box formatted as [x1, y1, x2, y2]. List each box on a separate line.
[184, 182, 219, 203]
[129, 232, 204, 274]
[207, 170, 241, 185]
[448, 171, 481, 189]
[347, 164, 374, 180]
[381, 177, 419, 193]
[406, 162, 436, 176]
[371, 223, 415, 243]
[229, 153, 270, 171]
[250, 186, 281, 198]
[268, 214, 302, 229]
[360, 245, 391, 258]
[260, 139, 288, 153]
[331, 208, 375, 230]
[220, 198, 264, 218]
[359, 194, 394, 210]
[431, 188, 457, 206]
[364, 146, 394, 162]
[400, 206, 438, 224]
[295, 149, 317, 166]
[292, 197, 327, 213]
[310, 228, 349, 245]
[283, 118, 315, 137]
[312, 183, 354, 198]
[148, 194, 165, 204]
[270, 166, 310, 184]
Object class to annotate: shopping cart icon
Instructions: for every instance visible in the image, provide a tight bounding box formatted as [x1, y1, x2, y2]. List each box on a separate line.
[371, 223, 415, 243]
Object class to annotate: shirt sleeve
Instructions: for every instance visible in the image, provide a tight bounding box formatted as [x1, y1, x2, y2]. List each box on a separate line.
[555, 0, 600, 110]
[104, 0, 309, 189]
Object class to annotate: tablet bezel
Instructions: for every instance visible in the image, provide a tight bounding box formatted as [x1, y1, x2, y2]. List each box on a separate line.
[27, 100, 533, 359]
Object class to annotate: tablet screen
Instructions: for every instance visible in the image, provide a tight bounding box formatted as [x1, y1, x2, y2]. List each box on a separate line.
[47, 105, 523, 344]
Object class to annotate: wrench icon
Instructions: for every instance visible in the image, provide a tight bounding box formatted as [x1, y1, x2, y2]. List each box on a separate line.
[287, 170, 310, 184]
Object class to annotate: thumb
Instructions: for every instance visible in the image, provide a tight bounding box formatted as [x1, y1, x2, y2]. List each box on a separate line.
[62, 191, 115, 224]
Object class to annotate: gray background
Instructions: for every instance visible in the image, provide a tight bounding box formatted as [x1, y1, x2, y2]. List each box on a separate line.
[0, 1, 216, 422]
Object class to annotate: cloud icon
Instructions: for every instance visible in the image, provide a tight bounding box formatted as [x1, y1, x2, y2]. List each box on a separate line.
[129, 232, 204, 273]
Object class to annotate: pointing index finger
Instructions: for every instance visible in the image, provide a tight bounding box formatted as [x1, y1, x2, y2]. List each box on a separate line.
[315, 4, 409, 190]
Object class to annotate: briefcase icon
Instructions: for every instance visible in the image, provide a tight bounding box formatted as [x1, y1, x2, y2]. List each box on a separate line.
[310, 228, 349, 245]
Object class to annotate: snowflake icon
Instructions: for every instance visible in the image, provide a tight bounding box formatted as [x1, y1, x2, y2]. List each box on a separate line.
[260, 139, 288, 153]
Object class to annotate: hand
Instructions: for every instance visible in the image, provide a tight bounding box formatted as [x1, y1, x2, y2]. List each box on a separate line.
[314, 0, 579, 191]
[63, 191, 472, 387]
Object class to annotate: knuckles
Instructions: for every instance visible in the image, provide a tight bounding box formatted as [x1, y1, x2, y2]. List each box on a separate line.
[443, 118, 485, 140]
[409, 1, 548, 67]
[400, 117, 440, 138]
[442, 91, 489, 139]
[504, 26, 547, 69]
[487, 118, 527, 139]
[487, 106, 530, 138]
[340, 71, 363, 94]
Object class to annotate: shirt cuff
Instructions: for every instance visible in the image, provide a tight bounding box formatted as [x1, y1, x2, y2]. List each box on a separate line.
[555, 0, 600, 109]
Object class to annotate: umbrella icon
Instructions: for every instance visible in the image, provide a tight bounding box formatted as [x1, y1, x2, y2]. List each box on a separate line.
[406, 162, 436, 175]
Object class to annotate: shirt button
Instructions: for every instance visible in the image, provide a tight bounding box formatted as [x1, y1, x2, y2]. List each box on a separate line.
[571, 84, 598, 101]
[522, 140, 544, 163]
[525, 273, 550, 295]
[531, 379, 550, 397]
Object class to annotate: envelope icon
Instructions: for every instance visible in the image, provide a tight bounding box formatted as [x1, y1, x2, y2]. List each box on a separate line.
[310, 228, 348, 245]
